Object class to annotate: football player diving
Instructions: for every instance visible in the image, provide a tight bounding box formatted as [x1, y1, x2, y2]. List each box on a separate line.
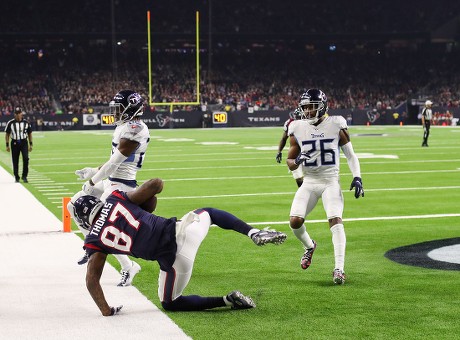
[72, 178, 287, 315]
[286, 88, 364, 284]
[67, 90, 150, 287]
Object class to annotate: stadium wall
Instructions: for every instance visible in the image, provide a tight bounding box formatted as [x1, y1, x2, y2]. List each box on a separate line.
[0, 108, 458, 131]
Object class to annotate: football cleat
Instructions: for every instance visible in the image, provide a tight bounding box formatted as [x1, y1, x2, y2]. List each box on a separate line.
[333, 268, 346, 285]
[226, 291, 256, 310]
[117, 261, 141, 287]
[251, 229, 287, 246]
[77, 252, 89, 265]
[300, 240, 317, 270]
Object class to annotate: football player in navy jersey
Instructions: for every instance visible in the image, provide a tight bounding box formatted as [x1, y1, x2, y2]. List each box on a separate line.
[286, 89, 364, 285]
[73, 178, 287, 316]
[67, 90, 150, 287]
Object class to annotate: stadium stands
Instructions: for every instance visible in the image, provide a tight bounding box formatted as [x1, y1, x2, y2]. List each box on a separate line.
[0, 1, 459, 116]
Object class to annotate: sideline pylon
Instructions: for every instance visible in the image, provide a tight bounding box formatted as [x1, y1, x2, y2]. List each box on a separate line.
[62, 197, 71, 232]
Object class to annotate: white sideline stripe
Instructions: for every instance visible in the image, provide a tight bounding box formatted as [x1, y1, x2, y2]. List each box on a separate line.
[246, 213, 460, 226]
[0, 165, 190, 340]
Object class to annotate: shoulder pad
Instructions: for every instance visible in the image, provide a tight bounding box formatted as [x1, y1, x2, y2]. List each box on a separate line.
[119, 121, 146, 142]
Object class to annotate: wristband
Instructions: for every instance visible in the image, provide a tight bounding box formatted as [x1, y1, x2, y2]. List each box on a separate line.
[29, 142, 33, 146]
[6, 143, 9, 147]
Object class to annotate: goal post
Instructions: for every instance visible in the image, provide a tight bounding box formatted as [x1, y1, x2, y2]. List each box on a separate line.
[147, 10, 201, 108]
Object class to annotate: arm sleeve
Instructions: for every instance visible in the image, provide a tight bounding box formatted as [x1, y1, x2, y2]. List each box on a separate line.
[341, 142, 361, 178]
[90, 148, 128, 184]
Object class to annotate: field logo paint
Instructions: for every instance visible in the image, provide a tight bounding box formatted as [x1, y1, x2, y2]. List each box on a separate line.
[385, 238, 460, 271]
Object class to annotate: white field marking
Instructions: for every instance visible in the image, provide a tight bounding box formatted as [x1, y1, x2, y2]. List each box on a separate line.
[76, 131, 113, 135]
[158, 138, 195, 142]
[342, 153, 399, 159]
[47, 172, 460, 187]
[41, 165, 460, 173]
[38, 188, 68, 192]
[27, 146, 460, 162]
[158, 186, 460, 200]
[427, 245, 460, 264]
[42, 193, 74, 197]
[34, 158, 460, 171]
[196, 142, 239, 145]
[246, 213, 460, 226]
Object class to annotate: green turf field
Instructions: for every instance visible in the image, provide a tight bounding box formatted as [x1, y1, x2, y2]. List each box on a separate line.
[1, 125, 459, 339]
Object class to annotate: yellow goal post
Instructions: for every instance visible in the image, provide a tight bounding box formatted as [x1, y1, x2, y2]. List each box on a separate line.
[147, 10, 201, 111]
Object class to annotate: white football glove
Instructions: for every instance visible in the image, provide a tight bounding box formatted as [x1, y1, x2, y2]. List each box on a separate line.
[75, 167, 98, 181]
[82, 180, 96, 195]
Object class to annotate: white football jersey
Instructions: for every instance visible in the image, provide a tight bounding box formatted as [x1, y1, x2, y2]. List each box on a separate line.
[290, 115, 347, 179]
[110, 120, 150, 181]
[283, 118, 296, 134]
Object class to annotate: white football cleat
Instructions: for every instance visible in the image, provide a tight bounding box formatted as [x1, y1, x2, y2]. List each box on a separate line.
[118, 261, 141, 287]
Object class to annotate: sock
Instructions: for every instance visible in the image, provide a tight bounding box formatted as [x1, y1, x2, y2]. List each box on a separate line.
[330, 224, 346, 271]
[247, 228, 260, 239]
[290, 224, 314, 249]
[114, 255, 133, 271]
[223, 295, 232, 306]
[203, 207, 253, 236]
[162, 295, 227, 311]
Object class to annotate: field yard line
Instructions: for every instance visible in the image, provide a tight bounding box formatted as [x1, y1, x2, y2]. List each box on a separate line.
[38, 165, 460, 178]
[156, 186, 460, 200]
[0, 166, 190, 340]
[246, 213, 460, 225]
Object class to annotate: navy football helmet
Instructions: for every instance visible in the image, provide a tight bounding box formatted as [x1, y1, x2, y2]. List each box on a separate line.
[73, 195, 104, 230]
[298, 89, 328, 124]
[109, 90, 144, 125]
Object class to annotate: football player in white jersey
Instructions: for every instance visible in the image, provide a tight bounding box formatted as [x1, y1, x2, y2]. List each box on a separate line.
[286, 89, 364, 284]
[276, 108, 303, 187]
[67, 90, 150, 287]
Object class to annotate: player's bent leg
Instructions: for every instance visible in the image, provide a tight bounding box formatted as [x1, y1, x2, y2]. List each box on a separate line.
[158, 252, 228, 311]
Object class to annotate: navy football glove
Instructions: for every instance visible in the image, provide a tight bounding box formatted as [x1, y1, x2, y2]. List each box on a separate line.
[294, 151, 312, 166]
[350, 177, 364, 198]
[276, 152, 282, 163]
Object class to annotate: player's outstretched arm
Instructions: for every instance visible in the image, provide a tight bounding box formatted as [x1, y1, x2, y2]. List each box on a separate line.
[86, 252, 114, 316]
[127, 178, 164, 212]
[82, 138, 140, 194]
[339, 129, 364, 198]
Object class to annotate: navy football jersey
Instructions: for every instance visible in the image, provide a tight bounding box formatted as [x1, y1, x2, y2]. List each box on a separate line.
[84, 190, 177, 270]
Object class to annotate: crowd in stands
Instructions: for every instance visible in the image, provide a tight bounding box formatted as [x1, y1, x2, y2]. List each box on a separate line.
[1, 43, 459, 116]
[1, 1, 460, 116]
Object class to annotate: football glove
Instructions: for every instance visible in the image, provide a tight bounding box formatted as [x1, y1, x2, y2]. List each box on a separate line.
[110, 305, 123, 316]
[350, 177, 364, 198]
[82, 180, 96, 195]
[294, 151, 312, 166]
[75, 167, 98, 181]
[276, 152, 282, 163]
